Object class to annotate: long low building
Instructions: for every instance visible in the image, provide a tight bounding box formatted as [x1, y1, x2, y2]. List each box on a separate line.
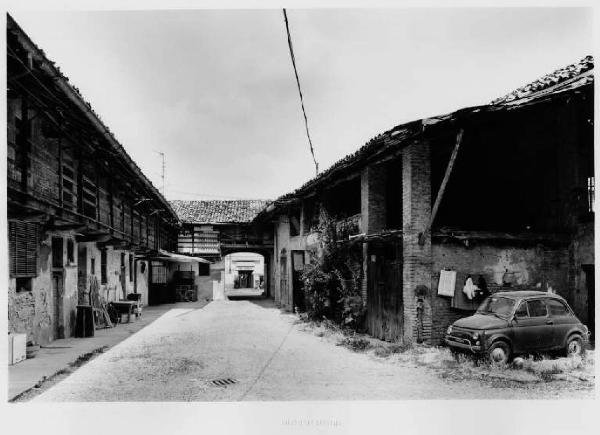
[7, 15, 180, 344]
[255, 56, 595, 344]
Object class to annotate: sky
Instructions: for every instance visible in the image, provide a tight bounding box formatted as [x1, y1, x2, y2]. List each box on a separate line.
[10, 8, 593, 201]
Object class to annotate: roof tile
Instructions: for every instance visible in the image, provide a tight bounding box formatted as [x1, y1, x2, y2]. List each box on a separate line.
[170, 200, 270, 224]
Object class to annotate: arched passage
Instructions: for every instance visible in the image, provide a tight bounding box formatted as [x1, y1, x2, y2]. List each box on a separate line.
[220, 247, 274, 299]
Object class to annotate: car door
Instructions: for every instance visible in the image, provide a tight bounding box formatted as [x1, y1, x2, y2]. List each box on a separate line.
[545, 298, 577, 349]
[511, 299, 552, 352]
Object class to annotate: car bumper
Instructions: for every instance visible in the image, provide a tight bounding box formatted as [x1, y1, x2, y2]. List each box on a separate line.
[444, 336, 484, 353]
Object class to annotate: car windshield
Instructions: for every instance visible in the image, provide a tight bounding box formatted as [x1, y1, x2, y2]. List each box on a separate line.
[476, 296, 516, 319]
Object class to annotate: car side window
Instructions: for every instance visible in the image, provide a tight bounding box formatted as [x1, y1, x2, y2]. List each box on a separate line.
[514, 301, 528, 318]
[546, 299, 570, 317]
[527, 299, 547, 317]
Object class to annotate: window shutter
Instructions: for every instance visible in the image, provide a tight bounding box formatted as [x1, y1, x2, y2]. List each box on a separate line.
[9, 221, 39, 277]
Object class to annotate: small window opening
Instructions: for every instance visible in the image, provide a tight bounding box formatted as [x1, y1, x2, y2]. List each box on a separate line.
[101, 249, 107, 284]
[129, 254, 133, 282]
[91, 257, 96, 275]
[16, 277, 32, 293]
[66, 239, 74, 264]
[52, 237, 64, 268]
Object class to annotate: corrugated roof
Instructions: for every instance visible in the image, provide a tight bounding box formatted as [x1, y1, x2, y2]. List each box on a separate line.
[170, 200, 270, 224]
[491, 55, 593, 105]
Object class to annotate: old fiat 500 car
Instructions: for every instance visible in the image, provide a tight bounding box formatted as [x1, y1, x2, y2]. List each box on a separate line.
[444, 291, 589, 364]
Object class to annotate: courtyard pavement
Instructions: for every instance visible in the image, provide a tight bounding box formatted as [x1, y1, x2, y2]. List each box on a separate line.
[29, 297, 593, 401]
[8, 299, 209, 401]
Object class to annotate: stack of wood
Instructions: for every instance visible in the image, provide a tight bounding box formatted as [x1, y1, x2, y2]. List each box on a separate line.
[89, 275, 114, 329]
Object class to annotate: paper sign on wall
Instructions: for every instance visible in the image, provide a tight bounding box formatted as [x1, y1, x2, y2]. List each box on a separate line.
[437, 270, 457, 297]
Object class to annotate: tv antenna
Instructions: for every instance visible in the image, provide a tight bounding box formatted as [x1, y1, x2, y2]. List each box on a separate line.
[154, 151, 165, 195]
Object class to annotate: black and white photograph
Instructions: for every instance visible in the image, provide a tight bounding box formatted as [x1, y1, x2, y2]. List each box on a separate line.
[2, 0, 598, 433]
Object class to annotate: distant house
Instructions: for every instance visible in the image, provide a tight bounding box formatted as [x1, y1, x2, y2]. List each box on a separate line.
[170, 200, 273, 296]
[256, 56, 594, 344]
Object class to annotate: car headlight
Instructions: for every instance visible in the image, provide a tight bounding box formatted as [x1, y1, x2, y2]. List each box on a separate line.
[446, 325, 453, 335]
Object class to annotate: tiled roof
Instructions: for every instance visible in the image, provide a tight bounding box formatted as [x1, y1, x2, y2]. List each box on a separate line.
[170, 200, 270, 224]
[491, 55, 593, 105]
[257, 56, 593, 220]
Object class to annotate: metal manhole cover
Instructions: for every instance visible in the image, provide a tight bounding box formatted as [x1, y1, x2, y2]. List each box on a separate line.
[211, 378, 238, 387]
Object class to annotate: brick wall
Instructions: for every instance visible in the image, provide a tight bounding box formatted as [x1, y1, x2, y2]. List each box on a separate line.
[401, 141, 433, 344]
[360, 164, 387, 233]
[430, 241, 570, 343]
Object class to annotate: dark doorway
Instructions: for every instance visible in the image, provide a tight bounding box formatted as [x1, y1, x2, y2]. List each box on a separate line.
[238, 270, 254, 288]
[77, 244, 88, 304]
[52, 272, 64, 339]
[149, 261, 168, 305]
[291, 250, 306, 312]
[582, 264, 595, 343]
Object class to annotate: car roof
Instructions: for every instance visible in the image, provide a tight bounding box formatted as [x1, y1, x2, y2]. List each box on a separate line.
[491, 290, 564, 300]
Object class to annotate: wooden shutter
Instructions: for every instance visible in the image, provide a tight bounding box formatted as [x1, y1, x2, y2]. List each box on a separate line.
[9, 221, 39, 277]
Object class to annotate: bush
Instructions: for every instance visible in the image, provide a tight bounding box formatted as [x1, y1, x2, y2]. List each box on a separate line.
[300, 211, 365, 330]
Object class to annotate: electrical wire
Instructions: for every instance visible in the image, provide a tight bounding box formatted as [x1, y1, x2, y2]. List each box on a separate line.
[282, 9, 319, 176]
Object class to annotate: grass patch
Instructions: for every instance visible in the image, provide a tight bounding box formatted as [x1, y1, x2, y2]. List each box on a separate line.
[337, 336, 373, 352]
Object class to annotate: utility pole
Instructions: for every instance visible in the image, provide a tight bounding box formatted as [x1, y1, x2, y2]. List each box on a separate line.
[154, 151, 165, 196]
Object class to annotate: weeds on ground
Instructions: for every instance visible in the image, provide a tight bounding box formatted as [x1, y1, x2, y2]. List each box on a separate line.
[337, 336, 373, 352]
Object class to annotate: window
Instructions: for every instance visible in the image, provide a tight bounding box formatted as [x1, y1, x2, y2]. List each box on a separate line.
[546, 299, 570, 317]
[129, 254, 133, 282]
[289, 209, 301, 237]
[9, 221, 38, 278]
[527, 299, 547, 317]
[198, 262, 210, 276]
[514, 301, 528, 318]
[101, 249, 107, 284]
[67, 239, 74, 264]
[91, 257, 96, 275]
[16, 277, 32, 293]
[52, 237, 64, 268]
[151, 261, 167, 284]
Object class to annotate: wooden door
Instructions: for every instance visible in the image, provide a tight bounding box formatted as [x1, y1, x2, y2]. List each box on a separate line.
[366, 242, 403, 341]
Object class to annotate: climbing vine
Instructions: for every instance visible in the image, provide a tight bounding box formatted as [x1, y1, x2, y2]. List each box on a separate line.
[300, 211, 366, 331]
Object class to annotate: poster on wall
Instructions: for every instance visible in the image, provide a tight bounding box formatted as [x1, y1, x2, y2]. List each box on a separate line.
[437, 270, 456, 297]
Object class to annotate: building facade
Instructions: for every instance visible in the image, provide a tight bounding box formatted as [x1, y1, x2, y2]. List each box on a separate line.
[171, 200, 273, 297]
[258, 56, 595, 345]
[7, 16, 180, 344]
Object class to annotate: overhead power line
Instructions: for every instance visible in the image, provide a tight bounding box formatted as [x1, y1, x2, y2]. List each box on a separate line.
[282, 9, 319, 176]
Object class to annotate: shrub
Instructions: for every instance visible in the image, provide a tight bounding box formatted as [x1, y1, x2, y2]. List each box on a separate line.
[300, 211, 365, 330]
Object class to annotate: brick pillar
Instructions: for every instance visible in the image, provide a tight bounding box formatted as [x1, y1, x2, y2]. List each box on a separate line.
[402, 141, 433, 344]
[360, 164, 387, 234]
[360, 164, 387, 304]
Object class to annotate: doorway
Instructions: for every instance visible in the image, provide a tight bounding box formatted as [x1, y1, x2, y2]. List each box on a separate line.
[291, 250, 306, 312]
[52, 272, 64, 340]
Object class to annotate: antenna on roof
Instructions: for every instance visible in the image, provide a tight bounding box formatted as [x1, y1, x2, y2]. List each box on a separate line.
[153, 151, 165, 196]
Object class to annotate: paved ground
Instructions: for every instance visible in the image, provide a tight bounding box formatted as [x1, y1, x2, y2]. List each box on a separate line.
[32, 298, 594, 401]
[8, 299, 209, 401]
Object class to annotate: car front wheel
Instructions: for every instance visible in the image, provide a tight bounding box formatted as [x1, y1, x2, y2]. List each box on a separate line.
[487, 341, 511, 365]
[565, 335, 584, 357]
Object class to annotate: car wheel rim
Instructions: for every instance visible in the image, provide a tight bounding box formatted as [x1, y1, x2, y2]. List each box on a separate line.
[490, 347, 507, 364]
[568, 340, 581, 355]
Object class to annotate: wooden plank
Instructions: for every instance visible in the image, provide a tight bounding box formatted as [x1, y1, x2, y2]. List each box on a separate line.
[420, 128, 464, 244]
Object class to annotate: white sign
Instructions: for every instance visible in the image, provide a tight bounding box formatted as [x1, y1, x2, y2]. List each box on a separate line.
[437, 270, 456, 297]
